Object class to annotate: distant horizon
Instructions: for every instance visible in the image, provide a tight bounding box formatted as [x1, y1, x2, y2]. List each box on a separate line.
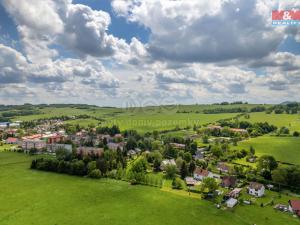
[0, 101, 297, 108]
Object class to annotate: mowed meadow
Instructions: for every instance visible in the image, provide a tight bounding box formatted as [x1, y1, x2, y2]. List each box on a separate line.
[0, 152, 299, 225]
[241, 112, 300, 132]
[234, 136, 300, 165]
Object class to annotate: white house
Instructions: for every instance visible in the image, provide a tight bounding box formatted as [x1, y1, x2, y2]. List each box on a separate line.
[160, 159, 176, 171]
[248, 182, 265, 197]
[226, 198, 238, 208]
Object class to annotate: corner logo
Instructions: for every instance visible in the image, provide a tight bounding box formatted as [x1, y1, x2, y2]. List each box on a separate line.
[272, 10, 300, 26]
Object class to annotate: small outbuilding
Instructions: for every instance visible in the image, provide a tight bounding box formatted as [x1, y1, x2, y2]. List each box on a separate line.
[226, 198, 238, 208]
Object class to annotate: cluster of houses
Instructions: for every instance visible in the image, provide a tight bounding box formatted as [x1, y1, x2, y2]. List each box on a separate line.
[207, 125, 248, 135]
[2, 121, 300, 217]
[2, 127, 142, 157]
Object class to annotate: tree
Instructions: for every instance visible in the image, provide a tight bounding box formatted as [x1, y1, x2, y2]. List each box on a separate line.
[180, 161, 188, 179]
[257, 155, 278, 172]
[89, 169, 101, 178]
[55, 148, 72, 161]
[200, 177, 218, 194]
[249, 146, 255, 156]
[211, 145, 223, 158]
[87, 161, 97, 174]
[153, 158, 161, 172]
[183, 152, 192, 163]
[96, 158, 107, 175]
[126, 157, 148, 184]
[278, 126, 289, 135]
[126, 137, 137, 150]
[293, 131, 300, 137]
[272, 168, 288, 185]
[165, 164, 177, 179]
[172, 177, 183, 189]
[202, 135, 209, 144]
[176, 157, 183, 170]
[188, 161, 196, 175]
[190, 142, 197, 155]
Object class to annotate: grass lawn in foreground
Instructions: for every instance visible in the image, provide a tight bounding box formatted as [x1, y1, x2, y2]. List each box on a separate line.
[233, 136, 300, 165]
[0, 152, 299, 225]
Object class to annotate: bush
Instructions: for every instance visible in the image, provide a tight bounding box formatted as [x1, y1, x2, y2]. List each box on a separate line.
[165, 164, 177, 179]
[293, 131, 300, 137]
[89, 169, 101, 179]
[172, 178, 183, 189]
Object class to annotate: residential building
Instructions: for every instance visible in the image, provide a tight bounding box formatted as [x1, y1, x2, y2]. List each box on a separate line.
[22, 139, 47, 151]
[170, 143, 186, 149]
[217, 162, 229, 173]
[193, 167, 212, 180]
[107, 142, 125, 151]
[47, 144, 72, 153]
[160, 159, 176, 171]
[221, 176, 237, 188]
[76, 147, 104, 157]
[248, 182, 265, 197]
[185, 177, 197, 186]
[227, 188, 242, 198]
[5, 137, 18, 144]
[288, 200, 300, 217]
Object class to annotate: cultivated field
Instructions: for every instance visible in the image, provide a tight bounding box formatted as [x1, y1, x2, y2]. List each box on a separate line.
[0, 152, 299, 225]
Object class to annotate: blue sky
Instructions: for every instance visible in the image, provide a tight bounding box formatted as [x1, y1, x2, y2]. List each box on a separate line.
[0, 0, 300, 105]
[74, 0, 150, 43]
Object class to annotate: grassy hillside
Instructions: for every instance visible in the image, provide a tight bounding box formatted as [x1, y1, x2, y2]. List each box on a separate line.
[0, 152, 299, 225]
[234, 136, 300, 165]
[10, 105, 240, 132]
[241, 112, 300, 132]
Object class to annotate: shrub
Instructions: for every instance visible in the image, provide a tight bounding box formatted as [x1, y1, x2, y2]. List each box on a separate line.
[89, 169, 101, 179]
[172, 177, 183, 189]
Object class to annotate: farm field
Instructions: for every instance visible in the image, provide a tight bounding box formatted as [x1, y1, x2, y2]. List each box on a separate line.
[10, 106, 240, 132]
[103, 112, 239, 132]
[241, 112, 300, 132]
[0, 152, 299, 225]
[233, 136, 300, 165]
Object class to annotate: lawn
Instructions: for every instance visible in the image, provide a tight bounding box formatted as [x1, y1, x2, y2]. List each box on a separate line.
[0, 152, 299, 225]
[234, 136, 300, 165]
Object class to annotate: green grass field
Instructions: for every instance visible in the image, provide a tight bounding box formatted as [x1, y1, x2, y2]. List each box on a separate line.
[242, 112, 300, 132]
[11, 106, 240, 132]
[0, 152, 299, 225]
[234, 136, 300, 165]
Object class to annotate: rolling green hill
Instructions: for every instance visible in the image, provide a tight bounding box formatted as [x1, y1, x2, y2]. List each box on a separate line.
[0, 152, 299, 225]
[234, 136, 300, 165]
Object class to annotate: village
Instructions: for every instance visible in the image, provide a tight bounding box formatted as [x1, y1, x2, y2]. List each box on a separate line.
[1, 118, 299, 219]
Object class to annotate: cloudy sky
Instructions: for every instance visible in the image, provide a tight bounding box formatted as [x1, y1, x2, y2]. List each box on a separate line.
[0, 0, 300, 107]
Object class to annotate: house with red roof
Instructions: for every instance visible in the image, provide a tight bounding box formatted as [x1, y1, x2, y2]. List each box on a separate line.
[193, 167, 212, 181]
[221, 176, 237, 188]
[5, 137, 18, 144]
[289, 200, 300, 217]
